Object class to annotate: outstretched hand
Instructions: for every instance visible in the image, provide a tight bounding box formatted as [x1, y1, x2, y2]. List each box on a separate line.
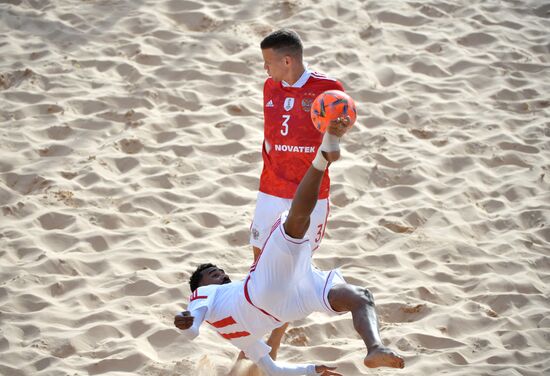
[315, 365, 343, 376]
[327, 116, 352, 137]
[174, 311, 194, 330]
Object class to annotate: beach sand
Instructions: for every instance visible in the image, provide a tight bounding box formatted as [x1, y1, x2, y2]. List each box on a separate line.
[0, 0, 549, 375]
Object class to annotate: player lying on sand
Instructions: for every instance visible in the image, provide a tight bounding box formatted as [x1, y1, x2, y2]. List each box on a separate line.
[175, 118, 404, 375]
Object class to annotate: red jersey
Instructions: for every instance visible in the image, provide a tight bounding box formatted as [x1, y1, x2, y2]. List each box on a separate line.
[259, 69, 345, 199]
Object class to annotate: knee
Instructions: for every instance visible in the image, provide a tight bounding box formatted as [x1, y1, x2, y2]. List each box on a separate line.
[359, 287, 375, 307]
[328, 284, 376, 312]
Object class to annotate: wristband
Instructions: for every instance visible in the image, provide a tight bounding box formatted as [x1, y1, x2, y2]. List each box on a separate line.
[319, 131, 340, 152]
[311, 149, 328, 171]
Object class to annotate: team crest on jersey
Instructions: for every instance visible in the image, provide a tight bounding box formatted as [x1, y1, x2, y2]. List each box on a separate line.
[301, 98, 313, 112]
[283, 97, 295, 111]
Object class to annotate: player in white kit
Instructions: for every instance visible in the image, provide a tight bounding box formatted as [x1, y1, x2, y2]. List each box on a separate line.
[175, 120, 405, 375]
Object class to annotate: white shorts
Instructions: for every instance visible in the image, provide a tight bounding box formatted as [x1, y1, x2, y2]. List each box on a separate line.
[250, 192, 329, 252]
[246, 213, 346, 323]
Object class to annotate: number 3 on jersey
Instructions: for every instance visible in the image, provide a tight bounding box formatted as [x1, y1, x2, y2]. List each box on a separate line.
[281, 115, 291, 136]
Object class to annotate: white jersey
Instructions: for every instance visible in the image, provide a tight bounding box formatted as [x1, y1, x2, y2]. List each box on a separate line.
[187, 214, 345, 362]
[188, 281, 280, 362]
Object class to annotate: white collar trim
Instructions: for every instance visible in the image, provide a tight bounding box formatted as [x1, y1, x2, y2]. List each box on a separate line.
[282, 66, 311, 88]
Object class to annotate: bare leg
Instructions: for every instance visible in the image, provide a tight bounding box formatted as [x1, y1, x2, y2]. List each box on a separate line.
[328, 284, 404, 369]
[253, 246, 261, 263]
[267, 322, 289, 359]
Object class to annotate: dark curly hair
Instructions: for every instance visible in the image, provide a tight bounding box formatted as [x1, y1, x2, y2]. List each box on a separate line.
[189, 263, 217, 292]
[260, 29, 303, 58]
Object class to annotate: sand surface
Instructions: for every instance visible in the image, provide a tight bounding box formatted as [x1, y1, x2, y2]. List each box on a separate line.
[1, 0, 549, 375]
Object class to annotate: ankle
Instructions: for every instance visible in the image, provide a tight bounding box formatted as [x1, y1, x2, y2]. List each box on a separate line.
[367, 343, 383, 354]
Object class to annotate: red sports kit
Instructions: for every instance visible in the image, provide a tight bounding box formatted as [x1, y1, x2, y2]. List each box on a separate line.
[259, 71, 345, 199]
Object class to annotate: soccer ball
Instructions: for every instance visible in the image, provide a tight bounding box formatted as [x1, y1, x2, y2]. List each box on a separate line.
[310, 90, 357, 133]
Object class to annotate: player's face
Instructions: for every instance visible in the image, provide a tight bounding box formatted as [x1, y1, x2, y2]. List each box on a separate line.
[199, 266, 232, 287]
[262, 48, 288, 82]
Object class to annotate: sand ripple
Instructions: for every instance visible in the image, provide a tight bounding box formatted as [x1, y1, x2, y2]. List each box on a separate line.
[1, 0, 549, 375]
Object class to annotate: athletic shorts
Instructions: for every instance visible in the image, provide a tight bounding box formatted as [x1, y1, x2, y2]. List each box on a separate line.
[246, 212, 346, 323]
[250, 192, 329, 252]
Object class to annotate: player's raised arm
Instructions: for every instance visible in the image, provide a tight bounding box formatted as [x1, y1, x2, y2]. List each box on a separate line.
[283, 118, 351, 239]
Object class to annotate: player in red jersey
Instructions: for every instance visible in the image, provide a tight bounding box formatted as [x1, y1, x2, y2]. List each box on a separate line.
[175, 124, 405, 375]
[252, 29, 345, 259]
[250, 29, 348, 359]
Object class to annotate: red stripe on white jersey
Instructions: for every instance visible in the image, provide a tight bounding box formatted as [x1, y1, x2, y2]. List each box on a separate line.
[207, 316, 237, 328]
[189, 290, 208, 302]
[244, 275, 281, 322]
[220, 331, 251, 340]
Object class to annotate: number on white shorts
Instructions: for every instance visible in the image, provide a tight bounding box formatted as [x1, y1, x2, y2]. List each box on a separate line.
[315, 223, 324, 243]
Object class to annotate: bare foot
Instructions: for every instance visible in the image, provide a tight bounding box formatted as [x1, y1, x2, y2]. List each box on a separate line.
[364, 347, 405, 369]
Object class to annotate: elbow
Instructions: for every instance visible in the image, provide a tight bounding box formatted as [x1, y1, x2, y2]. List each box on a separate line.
[180, 326, 199, 340]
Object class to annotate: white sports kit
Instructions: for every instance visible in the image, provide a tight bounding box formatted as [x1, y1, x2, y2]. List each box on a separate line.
[185, 214, 345, 369]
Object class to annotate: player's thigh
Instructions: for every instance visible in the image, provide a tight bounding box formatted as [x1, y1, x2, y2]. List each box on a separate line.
[250, 193, 291, 249]
[306, 198, 330, 252]
[250, 225, 312, 306]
